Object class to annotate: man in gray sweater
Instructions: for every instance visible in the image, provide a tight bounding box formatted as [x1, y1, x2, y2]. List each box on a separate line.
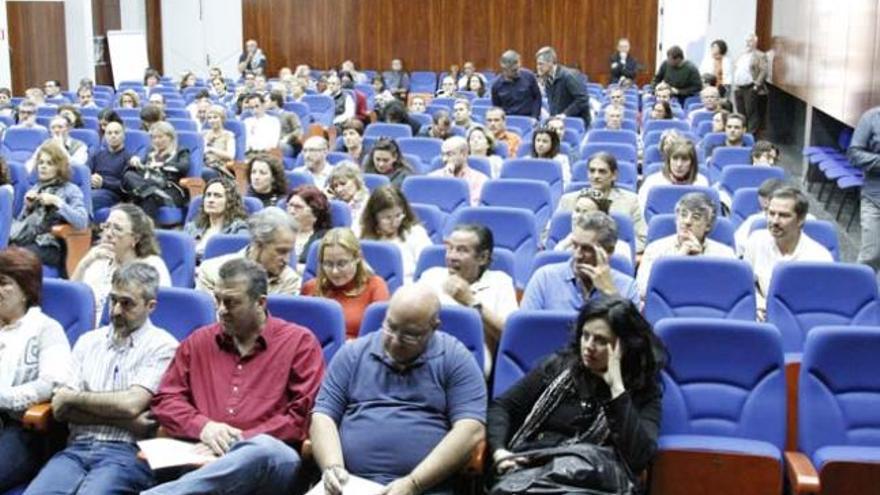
[849, 106, 880, 276]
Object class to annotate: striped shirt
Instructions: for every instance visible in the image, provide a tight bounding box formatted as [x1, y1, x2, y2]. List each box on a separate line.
[68, 319, 178, 443]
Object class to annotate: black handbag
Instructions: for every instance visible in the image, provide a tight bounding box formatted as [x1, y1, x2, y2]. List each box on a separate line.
[490, 443, 636, 495]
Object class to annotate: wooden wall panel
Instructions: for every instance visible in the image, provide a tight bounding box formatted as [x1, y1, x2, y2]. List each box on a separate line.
[92, 0, 121, 86]
[7, 1, 68, 94]
[242, 0, 658, 84]
[146, 0, 163, 74]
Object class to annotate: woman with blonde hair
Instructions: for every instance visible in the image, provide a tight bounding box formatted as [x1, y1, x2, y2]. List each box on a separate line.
[117, 89, 141, 109]
[326, 161, 369, 231]
[638, 140, 709, 211]
[201, 105, 236, 180]
[122, 121, 191, 219]
[301, 227, 390, 339]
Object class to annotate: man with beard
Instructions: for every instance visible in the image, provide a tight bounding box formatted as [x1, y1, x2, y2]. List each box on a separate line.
[25, 263, 178, 494]
[146, 258, 324, 494]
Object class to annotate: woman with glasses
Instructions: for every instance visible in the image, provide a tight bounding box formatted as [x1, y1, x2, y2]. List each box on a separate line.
[360, 185, 431, 283]
[71, 203, 171, 324]
[183, 178, 249, 262]
[326, 161, 369, 233]
[9, 141, 89, 274]
[301, 227, 389, 339]
[286, 185, 332, 266]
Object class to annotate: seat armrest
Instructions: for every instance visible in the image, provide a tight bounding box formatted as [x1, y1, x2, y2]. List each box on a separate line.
[180, 177, 205, 198]
[463, 439, 485, 475]
[51, 224, 93, 276]
[22, 402, 54, 433]
[232, 162, 249, 195]
[784, 451, 820, 495]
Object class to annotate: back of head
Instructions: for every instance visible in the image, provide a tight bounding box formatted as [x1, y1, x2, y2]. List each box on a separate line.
[248, 206, 298, 246]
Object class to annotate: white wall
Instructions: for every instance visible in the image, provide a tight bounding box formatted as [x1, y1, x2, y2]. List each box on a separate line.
[161, 0, 242, 80]
[120, 0, 146, 31]
[0, 1, 10, 88]
[656, 0, 757, 71]
[64, 0, 95, 88]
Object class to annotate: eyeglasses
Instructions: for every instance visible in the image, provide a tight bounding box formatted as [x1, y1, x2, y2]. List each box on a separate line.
[321, 258, 356, 271]
[100, 222, 131, 236]
[381, 322, 428, 345]
[377, 210, 405, 223]
[675, 209, 706, 223]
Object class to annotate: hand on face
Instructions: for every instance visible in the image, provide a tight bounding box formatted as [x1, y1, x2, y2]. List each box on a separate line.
[575, 244, 616, 296]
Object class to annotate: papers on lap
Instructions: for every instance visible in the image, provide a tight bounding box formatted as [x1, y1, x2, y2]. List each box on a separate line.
[136, 438, 217, 470]
[305, 474, 385, 495]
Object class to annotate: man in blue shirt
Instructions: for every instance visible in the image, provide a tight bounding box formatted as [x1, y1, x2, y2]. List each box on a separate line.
[310, 284, 486, 495]
[88, 121, 131, 211]
[521, 211, 638, 310]
[491, 50, 542, 119]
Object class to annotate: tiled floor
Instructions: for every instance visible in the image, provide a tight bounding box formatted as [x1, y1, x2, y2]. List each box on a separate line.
[777, 144, 860, 262]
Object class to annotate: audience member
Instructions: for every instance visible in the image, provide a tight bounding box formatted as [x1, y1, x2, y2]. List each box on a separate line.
[429, 136, 489, 206]
[734, 178, 786, 255]
[484, 107, 521, 159]
[13, 101, 44, 131]
[491, 50, 542, 119]
[338, 119, 367, 163]
[467, 74, 487, 97]
[325, 74, 355, 126]
[0, 248, 71, 491]
[554, 189, 632, 261]
[603, 105, 625, 131]
[363, 138, 414, 187]
[699, 39, 732, 96]
[246, 153, 288, 208]
[456, 61, 485, 90]
[649, 101, 673, 120]
[139, 104, 165, 132]
[467, 126, 504, 178]
[196, 207, 300, 295]
[310, 284, 486, 494]
[751, 140, 779, 166]
[521, 212, 639, 310]
[689, 86, 722, 123]
[383, 59, 411, 101]
[238, 39, 267, 76]
[97, 108, 123, 137]
[452, 98, 476, 129]
[360, 185, 432, 283]
[294, 136, 332, 189]
[184, 178, 249, 261]
[286, 185, 332, 266]
[25, 263, 177, 494]
[436, 76, 460, 99]
[536, 46, 592, 127]
[243, 93, 281, 153]
[147, 258, 323, 494]
[178, 71, 198, 91]
[652, 46, 702, 105]
[302, 227, 390, 339]
[202, 105, 236, 180]
[418, 110, 455, 140]
[639, 140, 709, 212]
[123, 121, 191, 219]
[733, 33, 769, 135]
[117, 90, 140, 109]
[327, 161, 369, 229]
[529, 126, 571, 185]
[609, 37, 639, 84]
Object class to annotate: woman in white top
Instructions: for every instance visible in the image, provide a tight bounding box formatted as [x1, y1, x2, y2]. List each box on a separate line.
[72, 203, 171, 324]
[530, 126, 571, 185]
[639, 140, 709, 213]
[326, 162, 369, 235]
[0, 247, 71, 490]
[467, 125, 504, 178]
[359, 185, 431, 283]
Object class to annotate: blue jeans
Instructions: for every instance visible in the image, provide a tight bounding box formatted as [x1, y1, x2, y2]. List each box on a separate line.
[0, 423, 43, 491]
[24, 440, 154, 495]
[91, 188, 122, 212]
[142, 434, 300, 495]
[859, 194, 880, 275]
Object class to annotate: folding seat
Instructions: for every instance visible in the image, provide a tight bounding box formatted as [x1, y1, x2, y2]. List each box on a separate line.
[303, 240, 405, 292]
[642, 119, 690, 135]
[644, 145, 664, 164]
[409, 71, 438, 94]
[41, 278, 95, 344]
[562, 116, 586, 136]
[155, 229, 196, 288]
[691, 110, 715, 131]
[584, 129, 639, 149]
[115, 107, 141, 119]
[402, 153, 426, 174]
[223, 119, 246, 161]
[643, 257, 755, 324]
[499, 158, 563, 207]
[267, 295, 346, 363]
[413, 245, 515, 282]
[410, 203, 447, 244]
[203, 233, 250, 260]
[164, 107, 189, 119]
[718, 166, 786, 199]
[283, 101, 311, 124]
[124, 129, 152, 157]
[591, 118, 639, 133]
[786, 326, 880, 495]
[695, 119, 714, 137]
[730, 187, 760, 228]
[479, 179, 553, 230]
[545, 211, 572, 249]
[0, 186, 12, 248]
[402, 176, 470, 215]
[409, 112, 432, 131]
[446, 206, 538, 288]
[749, 219, 841, 261]
[69, 128, 100, 157]
[643, 130, 699, 148]
[1, 127, 49, 162]
[701, 133, 755, 162]
[364, 122, 413, 139]
[492, 310, 577, 396]
[610, 211, 637, 264]
[505, 115, 537, 136]
[397, 137, 443, 165]
[358, 302, 484, 370]
[646, 213, 735, 248]
[363, 173, 391, 192]
[301, 94, 335, 127]
[167, 117, 198, 133]
[430, 97, 455, 110]
[285, 170, 315, 189]
[570, 159, 637, 192]
[709, 146, 754, 181]
[326, 199, 350, 228]
[579, 142, 637, 164]
[643, 185, 719, 223]
[651, 318, 786, 494]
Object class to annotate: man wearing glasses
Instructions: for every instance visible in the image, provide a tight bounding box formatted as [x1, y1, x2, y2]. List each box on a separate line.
[636, 192, 736, 300]
[310, 284, 486, 495]
[13, 101, 45, 130]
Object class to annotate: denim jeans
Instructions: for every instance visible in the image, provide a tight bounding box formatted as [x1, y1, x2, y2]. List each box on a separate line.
[24, 440, 154, 495]
[0, 423, 43, 491]
[859, 194, 880, 276]
[142, 434, 301, 495]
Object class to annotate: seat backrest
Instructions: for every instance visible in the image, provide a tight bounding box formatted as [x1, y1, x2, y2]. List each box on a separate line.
[364, 122, 413, 139]
[1, 127, 50, 160]
[41, 278, 96, 344]
[286, 170, 315, 190]
[656, 318, 786, 449]
[301, 94, 335, 126]
[499, 158, 563, 207]
[766, 262, 880, 353]
[413, 244, 516, 282]
[644, 257, 756, 324]
[493, 310, 577, 396]
[303, 239, 406, 292]
[151, 287, 216, 341]
[646, 213, 735, 248]
[643, 119, 690, 135]
[719, 166, 786, 196]
[579, 142, 638, 164]
[799, 326, 880, 460]
[749, 219, 840, 261]
[203, 233, 250, 260]
[363, 173, 391, 192]
[644, 185, 719, 223]
[585, 129, 639, 148]
[410, 203, 447, 244]
[69, 128, 100, 157]
[167, 118, 198, 133]
[329, 199, 352, 227]
[397, 137, 443, 165]
[546, 211, 572, 249]
[409, 71, 438, 93]
[0, 187, 11, 248]
[402, 176, 470, 215]
[479, 179, 553, 230]
[176, 131, 204, 177]
[267, 295, 345, 364]
[730, 187, 760, 228]
[156, 229, 196, 288]
[124, 129, 152, 157]
[223, 120, 246, 161]
[357, 302, 484, 371]
[446, 206, 538, 287]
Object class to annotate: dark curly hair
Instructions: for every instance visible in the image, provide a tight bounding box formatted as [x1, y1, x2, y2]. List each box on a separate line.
[193, 178, 248, 230]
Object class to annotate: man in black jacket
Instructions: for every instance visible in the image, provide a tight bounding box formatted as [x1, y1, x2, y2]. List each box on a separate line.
[535, 46, 591, 129]
[609, 38, 639, 84]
